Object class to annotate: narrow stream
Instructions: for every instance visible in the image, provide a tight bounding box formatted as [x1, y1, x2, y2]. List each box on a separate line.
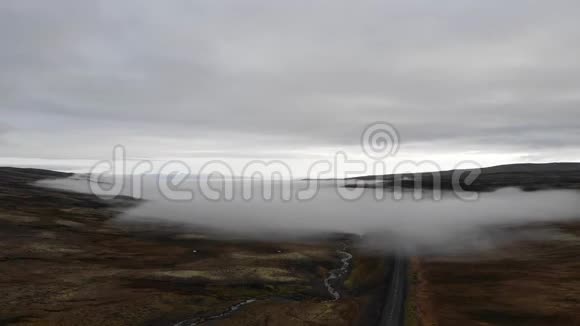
[174, 245, 353, 325]
[324, 245, 353, 300]
[174, 299, 257, 326]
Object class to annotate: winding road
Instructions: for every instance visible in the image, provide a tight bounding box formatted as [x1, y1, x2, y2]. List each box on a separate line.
[378, 257, 408, 326]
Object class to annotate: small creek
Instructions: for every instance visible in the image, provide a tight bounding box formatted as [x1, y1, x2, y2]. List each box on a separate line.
[324, 245, 353, 300]
[174, 245, 353, 325]
[174, 298, 257, 326]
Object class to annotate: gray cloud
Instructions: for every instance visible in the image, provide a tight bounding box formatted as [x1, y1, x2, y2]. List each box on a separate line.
[1, 0, 580, 167]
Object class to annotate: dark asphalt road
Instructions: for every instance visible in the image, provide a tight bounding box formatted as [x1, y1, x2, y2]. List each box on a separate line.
[378, 257, 408, 326]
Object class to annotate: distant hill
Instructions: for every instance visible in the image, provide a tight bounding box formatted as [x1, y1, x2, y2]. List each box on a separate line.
[0, 167, 72, 184]
[0, 167, 135, 210]
[345, 162, 580, 192]
[473, 162, 580, 174]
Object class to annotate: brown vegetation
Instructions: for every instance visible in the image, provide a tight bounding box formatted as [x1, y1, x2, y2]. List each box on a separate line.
[0, 168, 387, 325]
[413, 223, 580, 325]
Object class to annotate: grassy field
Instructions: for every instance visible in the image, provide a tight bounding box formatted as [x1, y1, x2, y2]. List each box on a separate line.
[413, 222, 580, 325]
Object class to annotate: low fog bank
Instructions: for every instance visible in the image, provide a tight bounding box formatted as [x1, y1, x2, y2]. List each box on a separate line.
[39, 176, 580, 256]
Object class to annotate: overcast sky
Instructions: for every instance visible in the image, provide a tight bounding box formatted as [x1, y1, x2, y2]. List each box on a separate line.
[1, 0, 580, 175]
